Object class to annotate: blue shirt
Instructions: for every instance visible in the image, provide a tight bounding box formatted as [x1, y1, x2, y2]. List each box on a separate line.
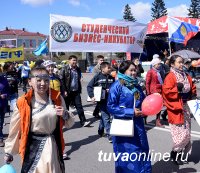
[70, 67, 78, 91]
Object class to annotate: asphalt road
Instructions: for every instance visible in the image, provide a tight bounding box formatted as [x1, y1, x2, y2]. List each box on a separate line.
[0, 73, 200, 173]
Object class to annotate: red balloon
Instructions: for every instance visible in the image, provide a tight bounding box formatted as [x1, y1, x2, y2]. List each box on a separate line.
[142, 93, 163, 116]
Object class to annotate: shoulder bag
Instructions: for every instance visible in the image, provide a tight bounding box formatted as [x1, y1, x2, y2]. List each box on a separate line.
[110, 95, 135, 137]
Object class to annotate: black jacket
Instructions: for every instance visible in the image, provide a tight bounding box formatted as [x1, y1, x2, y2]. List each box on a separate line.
[6, 70, 18, 95]
[160, 63, 170, 80]
[60, 65, 82, 94]
[87, 72, 115, 102]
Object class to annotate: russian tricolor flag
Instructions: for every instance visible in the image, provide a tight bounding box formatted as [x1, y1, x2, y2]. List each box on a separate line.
[168, 16, 199, 46]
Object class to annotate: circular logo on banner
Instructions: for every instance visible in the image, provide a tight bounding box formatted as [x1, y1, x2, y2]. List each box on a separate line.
[51, 21, 72, 42]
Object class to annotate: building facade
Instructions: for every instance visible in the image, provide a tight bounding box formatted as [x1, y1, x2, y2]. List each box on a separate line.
[0, 27, 46, 54]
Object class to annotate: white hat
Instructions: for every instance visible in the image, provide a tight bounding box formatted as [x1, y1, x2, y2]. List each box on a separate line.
[42, 60, 56, 67]
[151, 58, 161, 66]
[153, 54, 159, 59]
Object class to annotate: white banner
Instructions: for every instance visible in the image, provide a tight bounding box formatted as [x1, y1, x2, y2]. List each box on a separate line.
[49, 14, 147, 53]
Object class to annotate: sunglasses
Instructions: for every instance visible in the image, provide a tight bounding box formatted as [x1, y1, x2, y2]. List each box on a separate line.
[29, 74, 50, 83]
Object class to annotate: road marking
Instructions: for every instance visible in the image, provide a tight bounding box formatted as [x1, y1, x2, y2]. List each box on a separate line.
[84, 111, 200, 139]
[147, 122, 200, 135]
[145, 124, 200, 138]
[84, 111, 93, 115]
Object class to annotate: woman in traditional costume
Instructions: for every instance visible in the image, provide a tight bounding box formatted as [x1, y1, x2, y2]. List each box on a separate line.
[162, 55, 196, 165]
[107, 61, 152, 173]
[4, 65, 70, 173]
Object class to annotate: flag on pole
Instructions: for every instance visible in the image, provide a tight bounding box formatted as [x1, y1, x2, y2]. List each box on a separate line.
[33, 38, 48, 56]
[168, 16, 199, 46]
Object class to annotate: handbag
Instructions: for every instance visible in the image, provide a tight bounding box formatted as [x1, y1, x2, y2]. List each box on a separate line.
[110, 95, 136, 137]
[110, 118, 134, 137]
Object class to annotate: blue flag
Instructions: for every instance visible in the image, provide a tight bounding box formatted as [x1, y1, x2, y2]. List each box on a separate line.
[33, 38, 48, 56]
[168, 16, 199, 46]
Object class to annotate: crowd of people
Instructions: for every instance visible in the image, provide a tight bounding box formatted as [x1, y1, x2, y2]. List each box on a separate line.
[0, 51, 198, 172]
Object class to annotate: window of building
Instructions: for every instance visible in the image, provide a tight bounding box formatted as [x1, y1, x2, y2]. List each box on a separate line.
[30, 39, 36, 48]
[17, 39, 24, 47]
[25, 40, 30, 48]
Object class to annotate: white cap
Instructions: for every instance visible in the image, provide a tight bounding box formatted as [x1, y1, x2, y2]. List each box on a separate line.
[42, 60, 56, 67]
[151, 58, 161, 66]
[153, 54, 159, 59]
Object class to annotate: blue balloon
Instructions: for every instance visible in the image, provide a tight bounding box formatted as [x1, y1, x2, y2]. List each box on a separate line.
[0, 164, 16, 173]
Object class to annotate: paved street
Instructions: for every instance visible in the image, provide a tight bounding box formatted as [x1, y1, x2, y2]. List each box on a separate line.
[0, 73, 200, 173]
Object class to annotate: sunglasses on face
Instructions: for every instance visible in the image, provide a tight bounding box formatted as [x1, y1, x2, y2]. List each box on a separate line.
[30, 74, 50, 83]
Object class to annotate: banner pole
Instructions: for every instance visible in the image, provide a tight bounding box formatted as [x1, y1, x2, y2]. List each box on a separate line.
[167, 17, 172, 56]
[168, 39, 172, 56]
[50, 52, 53, 61]
[138, 53, 142, 61]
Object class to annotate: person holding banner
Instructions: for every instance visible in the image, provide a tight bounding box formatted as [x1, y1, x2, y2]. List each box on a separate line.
[4, 65, 68, 172]
[107, 61, 151, 173]
[162, 55, 196, 165]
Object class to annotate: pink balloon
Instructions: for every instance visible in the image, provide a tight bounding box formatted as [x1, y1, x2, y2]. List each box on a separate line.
[198, 59, 200, 65]
[192, 60, 198, 67]
[142, 93, 163, 116]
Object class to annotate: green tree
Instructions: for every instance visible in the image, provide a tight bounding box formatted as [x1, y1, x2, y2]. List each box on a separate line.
[188, 0, 200, 18]
[151, 0, 167, 21]
[123, 4, 136, 22]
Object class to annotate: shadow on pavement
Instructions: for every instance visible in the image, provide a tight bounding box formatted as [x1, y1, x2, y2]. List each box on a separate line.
[82, 103, 96, 108]
[190, 140, 200, 164]
[144, 118, 169, 132]
[66, 134, 99, 155]
[152, 140, 200, 173]
[152, 159, 197, 173]
[63, 116, 99, 132]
